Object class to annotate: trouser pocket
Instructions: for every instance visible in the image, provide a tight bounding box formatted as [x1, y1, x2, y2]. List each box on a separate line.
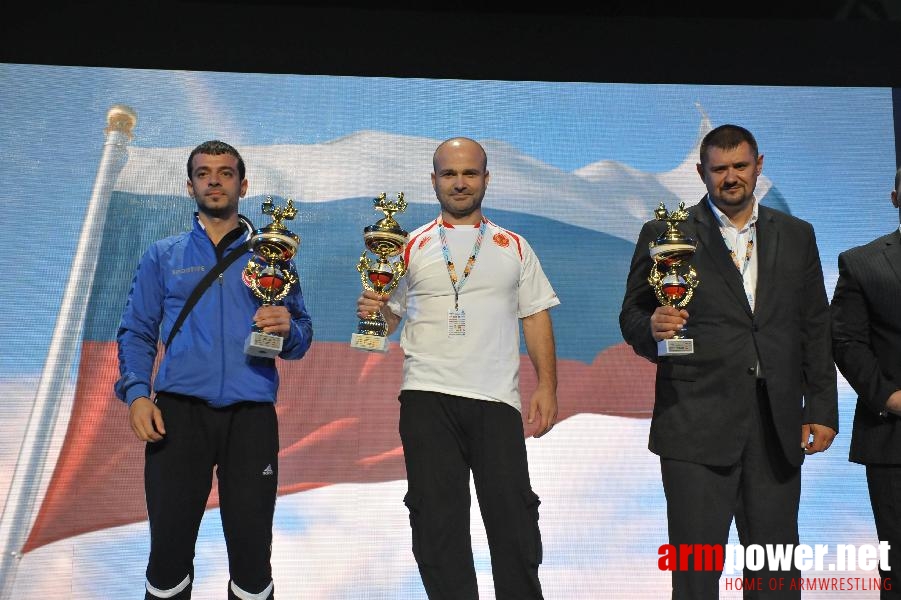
[404, 492, 425, 565]
[521, 489, 543, 566]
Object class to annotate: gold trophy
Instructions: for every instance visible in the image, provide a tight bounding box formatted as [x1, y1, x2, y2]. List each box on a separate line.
[243, 196, 300, 358]
[648, 201, 699, 356]
[350, 192, 409, 352]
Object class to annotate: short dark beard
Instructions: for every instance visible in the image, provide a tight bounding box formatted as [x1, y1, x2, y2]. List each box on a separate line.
[197, 204, 234, 220]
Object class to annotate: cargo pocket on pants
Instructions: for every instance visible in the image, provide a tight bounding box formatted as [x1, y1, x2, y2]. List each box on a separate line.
[403, 492, 425, 565]
[521, 489, 543, 566]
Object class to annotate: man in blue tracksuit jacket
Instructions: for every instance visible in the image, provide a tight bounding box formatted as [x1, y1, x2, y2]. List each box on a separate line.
[115, 140, 313, 600]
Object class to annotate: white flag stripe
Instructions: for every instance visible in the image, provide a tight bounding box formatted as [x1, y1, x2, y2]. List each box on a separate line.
[114, 119, 771, 243]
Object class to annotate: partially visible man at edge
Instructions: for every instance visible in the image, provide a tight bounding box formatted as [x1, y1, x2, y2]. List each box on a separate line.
[831, 166, 901, 598]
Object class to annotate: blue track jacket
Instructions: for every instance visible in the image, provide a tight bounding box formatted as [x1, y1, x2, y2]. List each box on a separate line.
[115, 214, 313, 407]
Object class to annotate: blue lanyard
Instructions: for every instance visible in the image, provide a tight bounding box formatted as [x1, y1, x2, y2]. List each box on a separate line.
[438, 218, 487, 310]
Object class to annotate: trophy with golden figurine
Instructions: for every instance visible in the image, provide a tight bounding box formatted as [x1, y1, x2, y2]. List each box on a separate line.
[648, 201, 699, 356]
[350, 192, 409, 352]
[243, 196, 300, 358]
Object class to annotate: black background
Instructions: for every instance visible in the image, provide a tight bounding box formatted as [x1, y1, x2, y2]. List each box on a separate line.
[3, 1, 899, 86]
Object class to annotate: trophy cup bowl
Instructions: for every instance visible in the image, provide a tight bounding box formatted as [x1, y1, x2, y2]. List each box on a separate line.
[351, 193, 409, 353]
[244, 197, 300, 358]
[648, 201, 699, 356]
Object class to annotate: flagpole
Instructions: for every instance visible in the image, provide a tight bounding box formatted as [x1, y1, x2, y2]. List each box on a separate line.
[0, 105, 137, 598]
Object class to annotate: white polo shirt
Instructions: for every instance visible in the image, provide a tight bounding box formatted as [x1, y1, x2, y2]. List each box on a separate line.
[387, 216, 560, 412]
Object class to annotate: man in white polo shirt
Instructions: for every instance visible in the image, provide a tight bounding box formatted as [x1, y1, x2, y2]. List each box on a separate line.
[357, 136, 559, 600]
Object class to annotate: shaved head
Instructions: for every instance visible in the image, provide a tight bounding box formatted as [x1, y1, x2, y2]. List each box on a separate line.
[433, 137, 487, 172]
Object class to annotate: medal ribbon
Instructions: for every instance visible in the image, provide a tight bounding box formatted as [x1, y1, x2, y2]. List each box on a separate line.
[438, 217, 487, 310]
[722, 221, 755, 275]
[721, 222, 756, 310]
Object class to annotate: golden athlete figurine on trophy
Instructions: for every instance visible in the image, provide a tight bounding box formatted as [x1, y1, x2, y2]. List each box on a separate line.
[243, 196, 300, 358]
[350, 192, 409, 352]
[648, 201, 699, 356]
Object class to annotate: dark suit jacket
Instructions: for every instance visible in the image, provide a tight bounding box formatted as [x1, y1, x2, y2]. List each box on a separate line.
[620, 198, 838, 468]
[831, 229, 901, 465]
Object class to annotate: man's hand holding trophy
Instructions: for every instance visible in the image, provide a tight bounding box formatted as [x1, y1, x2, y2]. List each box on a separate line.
[243, 196, 301, 358]
[350, 192, 409, 353]
[648, 201, 699, 356]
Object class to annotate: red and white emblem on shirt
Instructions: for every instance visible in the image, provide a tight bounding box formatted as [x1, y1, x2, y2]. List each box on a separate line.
[242, 266, 256, 288]
[418, 235, 432, 249]
[493, 233, 510, 248]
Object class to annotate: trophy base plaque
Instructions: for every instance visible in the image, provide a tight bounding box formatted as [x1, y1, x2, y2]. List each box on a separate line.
[658, 337, 694, 356]
[350, 332, 389, 353]
[245, 331, 284, 358]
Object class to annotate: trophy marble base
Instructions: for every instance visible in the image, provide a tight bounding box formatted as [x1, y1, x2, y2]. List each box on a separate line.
[350, 332, 389, 353]
[658, 337, 694, 356]
[245, 331, 284, 358]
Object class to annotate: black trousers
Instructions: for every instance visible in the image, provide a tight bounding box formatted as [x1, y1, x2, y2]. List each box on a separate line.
[660, 381, 801, 599]
[143, 393, 278, 600]
[866, 464, 901, 597]
[399, 390, 544, 600]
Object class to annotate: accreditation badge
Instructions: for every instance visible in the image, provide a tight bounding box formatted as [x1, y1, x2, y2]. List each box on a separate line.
[447, 308, 466, 336]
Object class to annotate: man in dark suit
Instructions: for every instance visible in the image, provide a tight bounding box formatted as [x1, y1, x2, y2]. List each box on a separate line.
[831, 167, 901, 598]
[620, 124, 838, 598]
